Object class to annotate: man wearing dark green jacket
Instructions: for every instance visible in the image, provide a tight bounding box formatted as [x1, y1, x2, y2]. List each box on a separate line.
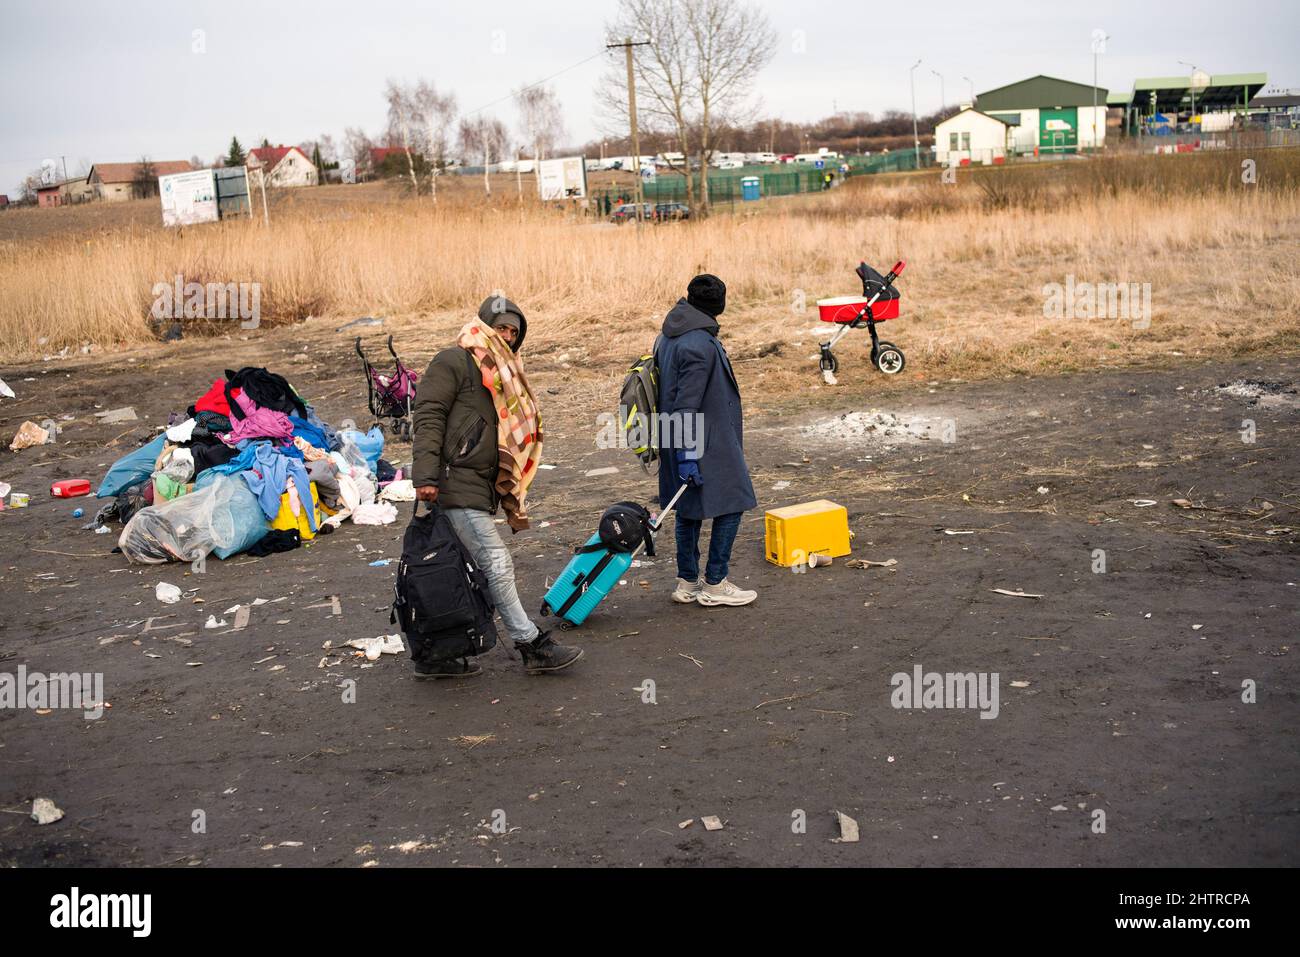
[411, 295, 583, 678]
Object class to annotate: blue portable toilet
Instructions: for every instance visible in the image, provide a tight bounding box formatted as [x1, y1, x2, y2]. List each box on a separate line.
[741, 176, 761, 201]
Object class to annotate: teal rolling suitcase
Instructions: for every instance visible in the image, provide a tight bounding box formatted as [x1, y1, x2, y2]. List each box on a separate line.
[540, 484, 687, 629]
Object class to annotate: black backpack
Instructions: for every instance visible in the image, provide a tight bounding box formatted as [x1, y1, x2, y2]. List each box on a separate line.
[391, 504, 498, 664]
[577, 501, 657, 557]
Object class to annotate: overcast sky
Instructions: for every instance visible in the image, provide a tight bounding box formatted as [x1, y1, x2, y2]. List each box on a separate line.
[1, 0, 1296, 195]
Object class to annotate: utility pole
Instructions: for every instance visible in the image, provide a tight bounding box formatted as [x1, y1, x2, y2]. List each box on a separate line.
[608, 36, 651, 227]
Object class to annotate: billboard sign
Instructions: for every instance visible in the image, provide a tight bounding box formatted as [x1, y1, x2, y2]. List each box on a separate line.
[537, 156, 587, 200]
[160, 169, 219, 227]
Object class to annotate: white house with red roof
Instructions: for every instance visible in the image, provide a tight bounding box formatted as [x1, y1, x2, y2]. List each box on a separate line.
[246, 145, 318, 187]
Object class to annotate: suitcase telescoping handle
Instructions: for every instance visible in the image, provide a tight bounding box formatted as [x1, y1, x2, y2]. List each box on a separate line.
[649, 483, 690, 532]
[632, 483, 689, 560]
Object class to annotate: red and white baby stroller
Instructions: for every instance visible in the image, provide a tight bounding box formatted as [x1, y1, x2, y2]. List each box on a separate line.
[816, 260, 907, 384]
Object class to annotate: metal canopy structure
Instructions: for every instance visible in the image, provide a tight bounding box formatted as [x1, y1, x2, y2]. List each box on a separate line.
[1120, 73, 1267, 114]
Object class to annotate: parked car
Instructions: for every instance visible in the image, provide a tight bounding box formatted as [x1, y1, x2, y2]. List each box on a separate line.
[610, 203, 653, 223]
[653, 202, 690, 221]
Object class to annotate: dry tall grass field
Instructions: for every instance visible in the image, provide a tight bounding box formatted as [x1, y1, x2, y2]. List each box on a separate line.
[3, 149, 1298, 395]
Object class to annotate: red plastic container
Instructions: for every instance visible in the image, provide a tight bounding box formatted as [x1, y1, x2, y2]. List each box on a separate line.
[816, 295, 900, 324]
[51, 479, 91, 498]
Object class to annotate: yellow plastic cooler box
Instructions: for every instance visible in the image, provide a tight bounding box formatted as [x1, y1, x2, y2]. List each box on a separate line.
[764, 499, 851, 567]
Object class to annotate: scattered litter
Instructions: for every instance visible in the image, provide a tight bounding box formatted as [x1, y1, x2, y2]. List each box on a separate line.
[254, 655, 277, 664]
[94, 525, 111, 534]
[9, 421, 49, 451]
[846, 558, 897, 569]
[1192, 624, 1203, 631]
[701, 816, 724, 831]
[155, 582, 182, 604]
[1050, 804, 1068, 812]
[1009, 680, 1031, 688]
[772, 480, 791, 491]
[30, 797, 64, 826]
[584, 466, 619, 478]
[1129, 499, 1158, 508]
[538, 464, 557, 470]
[991, 589, 1043, 599]
[679, 653, 704, 668]
[344, 634, 405, 660]
[232, 606, 250, 631]
[8, 492, 30, 508]
[93, 406, 138, 424]
[204, 615, 228, 629]
[1036, 486, 1049, 495]
[0, 378, 14, 399]
[943, 529, 975, 536]
[368, 558, 396, 567]
[802, 409, 941, 445]
[832, 810, 860, 843]
[336, 317, 383, 331]
[678, 819, 693, 829]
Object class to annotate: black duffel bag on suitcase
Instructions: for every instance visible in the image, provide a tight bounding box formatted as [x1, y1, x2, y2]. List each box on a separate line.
[391, 502, 498, 664]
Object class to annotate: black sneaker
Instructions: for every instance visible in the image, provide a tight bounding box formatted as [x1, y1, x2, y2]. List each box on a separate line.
[413, 657, 483, 679]
[515, 631, 584, 675]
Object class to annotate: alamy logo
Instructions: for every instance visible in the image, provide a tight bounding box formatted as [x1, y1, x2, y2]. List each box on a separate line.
[150, 274, 261, 329]
[890, 665, 1000, 719]
[1042, 274, 1150, 328]
[595, 408, 704, 455]
[49, 887, 151, 937]
[0, 666, 104, 720]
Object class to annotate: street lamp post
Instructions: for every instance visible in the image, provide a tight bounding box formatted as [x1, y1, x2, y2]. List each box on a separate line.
[1091, 30, 1109, 152]
[962, 75, 974, 105]
[910, 59, 922, 165]
[1178, 60, 1200, 129]
[931, 70, 945, 116]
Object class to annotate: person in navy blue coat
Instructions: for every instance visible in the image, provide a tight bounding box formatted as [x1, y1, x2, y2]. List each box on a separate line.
[656, 274, 758, 607]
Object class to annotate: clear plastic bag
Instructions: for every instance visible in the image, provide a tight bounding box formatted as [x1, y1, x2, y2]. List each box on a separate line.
[119, 475, 268, 564]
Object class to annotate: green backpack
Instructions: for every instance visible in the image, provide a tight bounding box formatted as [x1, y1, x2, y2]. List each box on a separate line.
[619, 338, 661, 469]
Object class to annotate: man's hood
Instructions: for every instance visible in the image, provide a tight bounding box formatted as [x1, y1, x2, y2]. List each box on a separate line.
[662, 298, 719, 338]
[477, 295, 528, 352]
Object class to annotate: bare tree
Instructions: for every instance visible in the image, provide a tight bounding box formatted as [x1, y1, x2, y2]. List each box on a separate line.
[385, 80, 424, 195]
[414, 80, 457, 202]
[600, 0, 775, 216]
[515, 84, 566, 170]
[600, 0, 696, 209]
[458, 116, 510, 196]
[343, 127, 374, 179]
[685, 0, 777, 211]
[133, 156, 159, 199]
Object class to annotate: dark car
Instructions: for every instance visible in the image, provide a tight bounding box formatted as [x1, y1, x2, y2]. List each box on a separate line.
[654, 202, 690, 221]
[610, 202, 653, 223]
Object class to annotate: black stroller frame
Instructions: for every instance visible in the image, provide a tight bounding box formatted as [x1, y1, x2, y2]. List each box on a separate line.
[355, 334, 418, 442]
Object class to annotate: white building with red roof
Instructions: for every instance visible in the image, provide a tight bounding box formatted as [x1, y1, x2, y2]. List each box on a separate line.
[246, 145, 318, 187]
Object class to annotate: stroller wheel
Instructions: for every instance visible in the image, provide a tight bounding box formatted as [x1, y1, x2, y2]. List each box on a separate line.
[818, 350, 838, 374]
[874, 343, 906, 375]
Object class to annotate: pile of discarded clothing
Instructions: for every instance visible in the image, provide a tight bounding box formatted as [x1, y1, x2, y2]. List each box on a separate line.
[92, 367, 415, 565]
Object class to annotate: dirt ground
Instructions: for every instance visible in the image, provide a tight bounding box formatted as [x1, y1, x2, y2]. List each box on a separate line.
[1, 322, 1296, 867]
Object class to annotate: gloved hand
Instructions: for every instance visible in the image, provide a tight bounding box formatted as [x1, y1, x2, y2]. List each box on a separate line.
[677, 455, 703, 487]
[415, 485, 439, 502]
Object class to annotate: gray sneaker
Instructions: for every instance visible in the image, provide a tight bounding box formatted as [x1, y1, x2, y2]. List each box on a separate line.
[671, 578, 703, 603]
[696, 579, 757, 607]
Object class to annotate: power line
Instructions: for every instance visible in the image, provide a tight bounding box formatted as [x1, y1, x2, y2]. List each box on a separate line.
[462, 48, 612, 119]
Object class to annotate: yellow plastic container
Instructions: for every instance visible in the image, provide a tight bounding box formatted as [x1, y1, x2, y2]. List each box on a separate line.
[764, 499, 851, 567]
[270, 481, 322, 541]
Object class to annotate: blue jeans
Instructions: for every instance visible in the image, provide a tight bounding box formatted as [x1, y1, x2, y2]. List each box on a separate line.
[674, 512, 743, 586]
[443, 507, 540, 645]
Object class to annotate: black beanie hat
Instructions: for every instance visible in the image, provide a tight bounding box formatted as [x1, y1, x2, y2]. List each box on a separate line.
[686, 274, 726, 317]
